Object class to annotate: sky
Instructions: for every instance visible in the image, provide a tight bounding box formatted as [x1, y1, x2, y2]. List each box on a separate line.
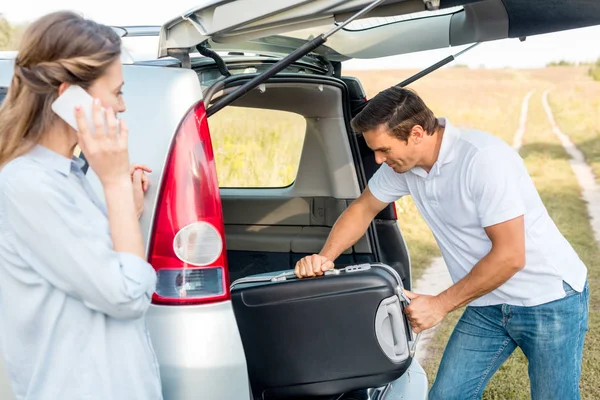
[3, 0, 600, 70]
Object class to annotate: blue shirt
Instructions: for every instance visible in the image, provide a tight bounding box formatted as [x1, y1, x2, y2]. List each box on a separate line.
[0, 145, 162, 400]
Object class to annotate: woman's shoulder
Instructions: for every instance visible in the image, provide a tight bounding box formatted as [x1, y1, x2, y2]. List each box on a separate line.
[0, 156, 54, 199]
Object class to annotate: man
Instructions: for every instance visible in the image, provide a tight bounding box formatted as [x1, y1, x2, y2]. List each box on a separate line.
[295, 87, 588, 399]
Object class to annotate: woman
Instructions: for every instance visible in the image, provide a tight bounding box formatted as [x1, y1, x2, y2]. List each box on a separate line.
[0, 11, 162, 400]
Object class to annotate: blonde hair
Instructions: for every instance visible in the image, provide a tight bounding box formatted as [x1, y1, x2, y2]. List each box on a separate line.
[0, 11, 121, 166]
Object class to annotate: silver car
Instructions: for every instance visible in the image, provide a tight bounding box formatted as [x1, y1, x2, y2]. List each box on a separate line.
[1, 1, 599, 399]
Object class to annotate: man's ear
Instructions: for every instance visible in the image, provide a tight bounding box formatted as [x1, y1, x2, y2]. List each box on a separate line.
[410, 125, 425, 144]
[57, 82, 71, 97]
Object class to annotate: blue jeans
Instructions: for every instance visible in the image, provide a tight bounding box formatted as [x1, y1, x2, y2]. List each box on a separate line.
[429, 281, 589, 400]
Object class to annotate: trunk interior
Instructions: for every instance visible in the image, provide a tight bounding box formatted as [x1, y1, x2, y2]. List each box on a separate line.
[204, 73, 412, 287]
[206, 74, 413, 399]
[207, 77, 379, 281]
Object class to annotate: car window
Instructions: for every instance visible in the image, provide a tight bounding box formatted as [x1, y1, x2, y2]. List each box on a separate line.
[0, 87, 7, 104]
[208, 106, 306, 188]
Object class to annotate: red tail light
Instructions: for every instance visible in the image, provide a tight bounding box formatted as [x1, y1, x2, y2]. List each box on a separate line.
[148, 102, 230, 305]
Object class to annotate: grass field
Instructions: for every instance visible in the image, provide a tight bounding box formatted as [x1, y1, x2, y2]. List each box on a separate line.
[547, 82, 600, 182]
[208, 107, 306, 188]
[208, 65, 600, 397]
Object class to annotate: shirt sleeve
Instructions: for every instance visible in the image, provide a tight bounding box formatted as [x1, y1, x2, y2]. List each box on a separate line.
[367, 163, 410, 203]
[2, 172, 157, 320]
[468, 145, 527, 228]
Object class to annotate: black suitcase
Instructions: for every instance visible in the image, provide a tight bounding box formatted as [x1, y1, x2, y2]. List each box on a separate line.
[230, 263, 417, 400]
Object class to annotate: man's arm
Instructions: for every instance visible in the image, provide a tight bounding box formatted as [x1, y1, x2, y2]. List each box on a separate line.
[438, 215, 525, 310]
[404, 215, 525, 332]
[405, 145, 528, 333]
[321, 187, 389, 260]
[295, 187, 389, 277]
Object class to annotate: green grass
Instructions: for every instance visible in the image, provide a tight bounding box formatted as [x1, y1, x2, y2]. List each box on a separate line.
[589, 59, 600, 82]
[521, 91, 600, 399]
[395, 198, 440, 281]
[208, 106, 305, 188]
[548, 83, 600, 183]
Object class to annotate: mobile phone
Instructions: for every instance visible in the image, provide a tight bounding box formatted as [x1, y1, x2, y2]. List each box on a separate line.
[51, 85, 107, 135]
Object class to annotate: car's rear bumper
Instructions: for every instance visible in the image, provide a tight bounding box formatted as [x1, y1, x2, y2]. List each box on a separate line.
[381, 359, 429, 400]
[146, 301, 251, 400]
[146, 301, 428, 400]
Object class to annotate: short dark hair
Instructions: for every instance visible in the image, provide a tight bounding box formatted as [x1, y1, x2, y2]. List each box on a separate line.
[350, 87, 439, 142]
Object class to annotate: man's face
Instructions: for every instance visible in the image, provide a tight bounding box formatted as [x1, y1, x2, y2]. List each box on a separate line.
[363, 124, 423, 173]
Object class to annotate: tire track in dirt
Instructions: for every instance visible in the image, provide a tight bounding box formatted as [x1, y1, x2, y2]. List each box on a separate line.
[542, 89, 600, 243]
[512, 90, 535, 150]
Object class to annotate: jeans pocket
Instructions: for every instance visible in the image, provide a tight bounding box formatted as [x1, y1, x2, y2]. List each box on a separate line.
[562, 280, 577, 296]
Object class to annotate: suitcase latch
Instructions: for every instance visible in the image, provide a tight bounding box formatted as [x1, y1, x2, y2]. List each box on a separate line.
[343, 263, 372, 273]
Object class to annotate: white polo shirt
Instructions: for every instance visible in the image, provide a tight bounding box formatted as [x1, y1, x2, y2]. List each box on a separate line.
[368, 118, 587, 307]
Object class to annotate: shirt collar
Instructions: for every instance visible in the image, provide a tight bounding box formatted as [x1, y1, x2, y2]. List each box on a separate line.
[410, 117, 459, 178]
[26, 145, 82, 176]
[436, 118, 458, 167]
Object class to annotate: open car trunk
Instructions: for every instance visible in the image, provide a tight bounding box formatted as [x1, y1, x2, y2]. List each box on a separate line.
[203, 70, 416, 398]
[150, 0, 600, 398]
[158, 0, 600, 62]
[155, 0, 600, 116]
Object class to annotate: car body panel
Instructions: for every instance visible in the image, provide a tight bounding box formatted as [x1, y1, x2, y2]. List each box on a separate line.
[146, 302, 250, 399]
[382, 359, 429, 399]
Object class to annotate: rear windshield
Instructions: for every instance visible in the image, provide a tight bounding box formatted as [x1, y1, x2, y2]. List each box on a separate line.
[209, 106, 306, 188]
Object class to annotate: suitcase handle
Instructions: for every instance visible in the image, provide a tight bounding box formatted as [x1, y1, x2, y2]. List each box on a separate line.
[270, 268, 342, 282]
[395, 289, 422, 359]
[370, 263, 422, 359]
[386, 301, 409, 357]
[231, 264, 373, 289]
[273, 264, 372, 281]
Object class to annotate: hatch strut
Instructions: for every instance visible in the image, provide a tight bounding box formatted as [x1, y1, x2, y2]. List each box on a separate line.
[206, 0, 387, 117]
[353, 42, 480, 114]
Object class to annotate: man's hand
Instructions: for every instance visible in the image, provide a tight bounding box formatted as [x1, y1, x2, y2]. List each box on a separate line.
[130, 164, 152, 219]
[403, 290, 449, 333]
[294, 254, 334, 278]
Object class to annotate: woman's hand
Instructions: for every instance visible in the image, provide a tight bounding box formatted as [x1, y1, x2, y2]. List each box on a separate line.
[130, 164, 151, 193]
[130, 164, 152, 219]
[74, 99, 145, 259]
[74, 99, 130, 188]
